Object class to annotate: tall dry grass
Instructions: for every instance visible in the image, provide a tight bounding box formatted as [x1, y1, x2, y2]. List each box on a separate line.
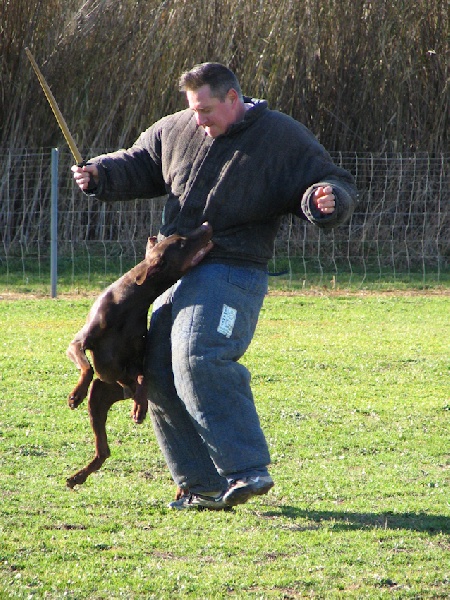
[1, 0, 448, 154]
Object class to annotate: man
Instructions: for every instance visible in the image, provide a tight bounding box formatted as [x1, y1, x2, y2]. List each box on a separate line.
[72, 62, 358, 510]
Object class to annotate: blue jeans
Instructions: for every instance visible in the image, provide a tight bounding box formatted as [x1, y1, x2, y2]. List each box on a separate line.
[144, 262, 271, 494]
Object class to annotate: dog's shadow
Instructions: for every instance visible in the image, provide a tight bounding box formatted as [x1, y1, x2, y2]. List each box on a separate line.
[262, 506, 450, 534]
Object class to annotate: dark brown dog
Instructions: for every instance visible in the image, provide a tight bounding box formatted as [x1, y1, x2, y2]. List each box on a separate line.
[66, 223, 213, 489]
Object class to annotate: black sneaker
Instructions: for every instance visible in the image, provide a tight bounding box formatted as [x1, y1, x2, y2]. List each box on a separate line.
[223, 475, 274, 506]
[168, 492, 232, 511]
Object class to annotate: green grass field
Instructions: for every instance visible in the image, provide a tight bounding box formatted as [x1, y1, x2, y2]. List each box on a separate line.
[0, 292, 449, 599]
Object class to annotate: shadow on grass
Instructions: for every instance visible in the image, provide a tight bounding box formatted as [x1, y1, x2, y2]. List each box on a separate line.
[264, 507, 450, 534]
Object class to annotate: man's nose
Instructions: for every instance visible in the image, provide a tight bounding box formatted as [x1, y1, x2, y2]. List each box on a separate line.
[196, 113, 208, 127]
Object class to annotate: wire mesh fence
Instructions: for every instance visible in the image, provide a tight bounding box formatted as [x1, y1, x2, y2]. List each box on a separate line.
[0, 148, 448, 291]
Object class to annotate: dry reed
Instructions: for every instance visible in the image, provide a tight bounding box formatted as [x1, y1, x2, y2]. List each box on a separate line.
[1, 0, 448, 154]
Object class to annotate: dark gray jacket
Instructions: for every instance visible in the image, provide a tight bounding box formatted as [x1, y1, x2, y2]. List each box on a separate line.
[87, 98, 358, 268]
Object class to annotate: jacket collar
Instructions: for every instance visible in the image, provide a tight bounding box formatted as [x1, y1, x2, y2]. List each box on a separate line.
[222, 97, 268, 137]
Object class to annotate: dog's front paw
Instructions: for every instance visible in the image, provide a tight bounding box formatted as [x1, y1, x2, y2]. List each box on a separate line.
[131, 399, 148, 424]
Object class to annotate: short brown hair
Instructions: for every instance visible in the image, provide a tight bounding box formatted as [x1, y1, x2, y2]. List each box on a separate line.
[179, 62, 243, 101]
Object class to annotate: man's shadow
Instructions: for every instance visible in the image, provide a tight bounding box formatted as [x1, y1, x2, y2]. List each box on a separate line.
[263, 506, 450, 534]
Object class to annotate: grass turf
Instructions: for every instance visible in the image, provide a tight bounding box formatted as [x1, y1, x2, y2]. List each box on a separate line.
[0, 292, 449, 598]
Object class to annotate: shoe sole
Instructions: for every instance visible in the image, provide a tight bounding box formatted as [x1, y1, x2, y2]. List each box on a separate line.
[169, 505, 234, 511]
[168, 501, 233, 511]
[224, 481, 274, 506]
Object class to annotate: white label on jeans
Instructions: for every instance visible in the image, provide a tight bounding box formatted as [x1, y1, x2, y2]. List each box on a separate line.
[217, 304, 237, 338]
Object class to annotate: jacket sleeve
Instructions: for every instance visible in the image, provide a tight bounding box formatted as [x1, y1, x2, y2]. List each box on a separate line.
[298, 177, 359, 229]
[84, 125, 167, 202]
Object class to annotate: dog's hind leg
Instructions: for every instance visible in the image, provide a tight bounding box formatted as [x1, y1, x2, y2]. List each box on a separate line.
[66, 340, 94, 409]
[66, 379, 124, 488]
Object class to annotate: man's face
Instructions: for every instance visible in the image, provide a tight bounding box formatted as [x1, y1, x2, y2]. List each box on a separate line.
[186, 85, 239, 138]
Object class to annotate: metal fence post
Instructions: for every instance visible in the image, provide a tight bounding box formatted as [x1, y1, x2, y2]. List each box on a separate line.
[50, 148, 58, 298]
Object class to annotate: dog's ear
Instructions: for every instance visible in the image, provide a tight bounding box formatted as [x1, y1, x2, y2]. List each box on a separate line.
[135, 261, 160, 285]
[145, 237, 158, 258]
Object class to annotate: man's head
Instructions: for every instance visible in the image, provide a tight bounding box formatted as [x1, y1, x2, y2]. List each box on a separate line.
[179, 63, 246, 138]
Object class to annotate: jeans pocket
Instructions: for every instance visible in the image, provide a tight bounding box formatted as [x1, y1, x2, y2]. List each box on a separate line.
[227, 266, 268, 296]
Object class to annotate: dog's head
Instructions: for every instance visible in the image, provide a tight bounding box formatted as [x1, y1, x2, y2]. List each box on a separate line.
[135, 223, 213, 286]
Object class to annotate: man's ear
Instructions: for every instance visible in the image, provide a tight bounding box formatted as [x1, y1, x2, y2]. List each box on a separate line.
[227, 88, 239, 105]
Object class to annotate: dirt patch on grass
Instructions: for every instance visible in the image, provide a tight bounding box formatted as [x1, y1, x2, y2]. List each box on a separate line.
[267, 288, 450, 297]
[1, 288, 449, 301]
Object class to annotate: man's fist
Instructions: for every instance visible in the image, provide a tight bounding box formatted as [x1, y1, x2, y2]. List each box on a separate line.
[71, 163, 99, 191]
[313, 185, 335, 214]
